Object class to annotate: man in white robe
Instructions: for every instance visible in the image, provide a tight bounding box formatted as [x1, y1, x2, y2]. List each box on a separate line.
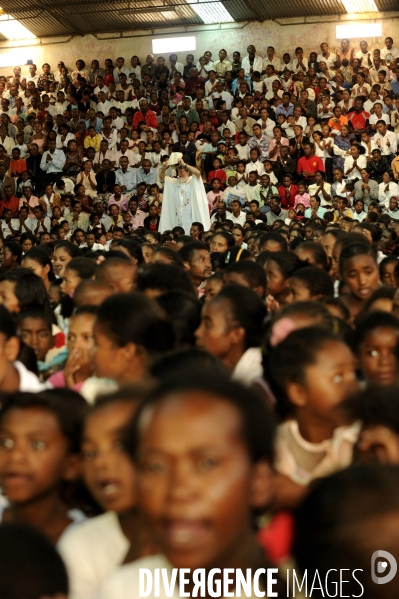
[159, 158, 210, 234]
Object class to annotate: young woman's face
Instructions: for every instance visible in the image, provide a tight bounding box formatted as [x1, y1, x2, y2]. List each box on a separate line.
[265, 259, 287, 299]
[67, 312, 95, 359]
[195, 299, 239, 360]
[286, 277, 315, 304]
[142, 244, 154, 263]
[53, 247, 72, 277]
[0, 280, 20, 313]
[0, 407, 74, 504]
[204, 277, 224, 303]
[299, 340, 359, 417]
[358, 327, 399, 385]
[342, 254, 380, 301]
[21, 257, 48, 283]
[135, 391, 267, 569]
[232, 228, 244, 246]
[59, 267, 81, 297]
[92, 322, 133, 381]
[82, 401, 138, 512]
[210, 235, 229, 254]
[18, 316, 53, 361]
[380, 261, 399, 288]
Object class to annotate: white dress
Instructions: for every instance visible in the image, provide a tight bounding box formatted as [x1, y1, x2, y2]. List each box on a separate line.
[159, 175, 210, 235]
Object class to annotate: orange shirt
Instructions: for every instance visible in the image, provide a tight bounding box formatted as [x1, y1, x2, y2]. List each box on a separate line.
[328, 114, 348, 132]
[10, 158, 27, 175]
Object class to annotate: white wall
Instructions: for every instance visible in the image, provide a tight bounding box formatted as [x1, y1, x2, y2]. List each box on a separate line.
[0, 11, 398, 76]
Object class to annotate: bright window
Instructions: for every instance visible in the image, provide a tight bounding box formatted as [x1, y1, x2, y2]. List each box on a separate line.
[186, 0, 234, 23]
[341, 0, 378, 12]
[336, 23, 382, 38]
[152, 36, 196, 54]
[0, 9, 35, 40]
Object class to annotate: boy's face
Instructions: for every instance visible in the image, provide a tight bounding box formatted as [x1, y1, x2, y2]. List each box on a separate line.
[135, 391, 270, 569]
[19, 316, 54, 361]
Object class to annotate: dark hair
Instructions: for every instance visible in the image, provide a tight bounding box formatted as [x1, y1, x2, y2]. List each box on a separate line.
[353, 311, 399, 351]
[21, 247, 54, 281]
[266, 327, 340, 417]
[266, 251, 305, 279]
[178, 241, 209, 263]
[260, 232, 288, 252]
[53, 240, 82, 258]
[157, 291, 201, 348]
[295, 241, 329, 270]
[290, 266, 334, 298]
[339, 241, 377, 276]
[151, 247, 184, 266]
[125, 374, 276, 465]
[0, 304, 17, 339]
[65, 257, 96, 280]
[0, 269, 52, 315]
[293, 464, 399, 598]
[150, 347, 228, 381]
[0, 390, 87, 454]
[96, 293, 175, 355]
[211, 284, 266, 349]
[136, 263, 194, 295]
[225, 260, 266, 293]
[0, 523, 69, 599]
[113, 239, 144, 264]
[4, 241, 23, 264]
[16, 308, 54, 333]
[210, 232, 235, 251]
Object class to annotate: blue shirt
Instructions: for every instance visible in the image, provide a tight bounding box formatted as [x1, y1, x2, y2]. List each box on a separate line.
[276, 103, 294, 118]
[85, 117, 103, 133]
[391, 80, 399, 96]
[136, 168, 157, 186]
[304, 206, 327, 218]
[115, 167, 137, 193]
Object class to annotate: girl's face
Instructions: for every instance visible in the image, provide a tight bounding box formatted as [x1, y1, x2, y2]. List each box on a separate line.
[60, 267, 81, 297]
[195, 299, 240, 360]
[297, 340, 358, 417]
[204, 277, 223, 303]
[93, 322, 132, 381]
[0, 280, 19, 313]
[232, 228, 244, 246]
[358, 327, 399, 385]
[21, 257, 49, 283]
[21, 239, 33, 253]
[286, 277, 314, 304]
[298, 184, 306, 195]
[82, 401, 137, 512]
[142, 244, 154, 263]
[381, 261, 398, 288]
[342, 254, 380, 301]
[0, 407, 75, 504]
[136, 391, 267, 570]
[53, 247, 72, 277]
[265, 259, 287, 299]
[67, 313, 95, 361]
[210, 235, 228, 254]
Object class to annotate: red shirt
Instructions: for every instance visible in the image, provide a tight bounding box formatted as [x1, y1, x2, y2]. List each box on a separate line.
[348, 109, 369, 131]
[0, 195, 19, 217]
[132, 109, 158, 129]
[208, 169, 227, 189]
[297, 155, 325, 181]
[278, 184, 298, 209]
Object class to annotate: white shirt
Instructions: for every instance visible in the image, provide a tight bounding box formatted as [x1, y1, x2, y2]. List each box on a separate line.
[58, 511, 129, 599]
[14, 360, 44, 391]
[373, 130, 397, 155]
[256, 117, 276, 138]
[245, 160, 265, 176]
[344, 154, 367, 180]
[292, 57, 309, 72]
[381, 46, 399, 60]
[262, 56, 281, 72]
[369, 113, 390, 127]
[241, 55, 263, 77]
[317, 52, 337, 68]
[228, 210, 247, 226]
[379, 181, 399, 207]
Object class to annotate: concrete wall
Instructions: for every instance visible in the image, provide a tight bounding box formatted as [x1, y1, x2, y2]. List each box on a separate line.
[0, 11, 398, 76]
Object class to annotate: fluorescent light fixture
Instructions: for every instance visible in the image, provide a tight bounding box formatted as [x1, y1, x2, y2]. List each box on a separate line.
[341, 0, 378, 12]
[122, 5, 178, 12]
[0, 9, 35, 40]
[336, 23, 382, 38]
[152, 36, 196, 53]
[186, 0, 234, 23]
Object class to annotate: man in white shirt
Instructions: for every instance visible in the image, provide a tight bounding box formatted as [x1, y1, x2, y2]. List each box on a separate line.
[355, 40, 372, 65]
[262, 47, 281, 74]
[317, 43, 337, 68]
[228, 199, 246, 225]
[374, 120, 397, 160]
[381, 37, 399, 61]
[213, 49, 232, 80]
[241, 45, 263, 77]
[23, 64, 40, 87]
[168, 54, 184, 78]
[261, 65, 279, 92]
[114, 140, 136, 167]
[292, 48, 308, 72]
[208, 81, 233, 110]
[93, 76, 109, 99]
[113, 57, 130, 85]
[40, 139, 66, 186]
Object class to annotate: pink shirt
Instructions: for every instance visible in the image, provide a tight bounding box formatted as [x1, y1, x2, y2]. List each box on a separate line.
[108, 194, 129, 213]
[19, 195, 39, 218]
[294, 192, 311, 208]
[129, 209, 146, 230]
[268, 137, 289, 161]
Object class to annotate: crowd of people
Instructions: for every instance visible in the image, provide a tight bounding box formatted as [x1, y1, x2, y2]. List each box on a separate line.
[1, 37, 399, 599]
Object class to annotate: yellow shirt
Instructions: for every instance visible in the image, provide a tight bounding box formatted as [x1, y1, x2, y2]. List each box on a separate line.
[84, 134, 102, 153]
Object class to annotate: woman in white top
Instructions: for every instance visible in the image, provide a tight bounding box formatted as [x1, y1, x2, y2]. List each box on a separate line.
[344, 145, 367, 180]
[129, 56, 141, 82]
[76, 160, 97, 198]
[56, 124, 76, 150]
[338, 89, 354, 115]
[369, 102, 390, 132]
[379, 171, 399, 207]
[292, 105, 307, 130]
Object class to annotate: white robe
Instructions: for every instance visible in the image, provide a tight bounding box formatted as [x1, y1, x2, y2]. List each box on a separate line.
[159, 175, 210, 234]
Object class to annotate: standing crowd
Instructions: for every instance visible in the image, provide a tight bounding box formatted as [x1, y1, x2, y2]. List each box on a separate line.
[0, 37, 399, 599]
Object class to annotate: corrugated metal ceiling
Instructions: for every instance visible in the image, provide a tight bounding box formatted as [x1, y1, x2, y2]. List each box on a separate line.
[0, 0, 397, 36]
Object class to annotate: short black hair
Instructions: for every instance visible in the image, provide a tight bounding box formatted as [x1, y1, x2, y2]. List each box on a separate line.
[225, 260, 266, 292]
[0, 523, 69, 598]
[290, 266, 334, 298]
[136, 263, 195, 296]
[178, 241, 209, 263]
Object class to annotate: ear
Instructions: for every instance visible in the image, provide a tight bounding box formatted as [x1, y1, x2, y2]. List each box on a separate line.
[182, 260, 191, 272]
[249, 460, 273, 510]
[62, 453, 82, 482]
[286, 381, 307, 408]
[229, 325, 245, 347]
[5, 336, 20, 362]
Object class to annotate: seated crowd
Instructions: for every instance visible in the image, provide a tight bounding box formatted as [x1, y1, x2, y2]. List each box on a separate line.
[1, 38, 399, 599]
